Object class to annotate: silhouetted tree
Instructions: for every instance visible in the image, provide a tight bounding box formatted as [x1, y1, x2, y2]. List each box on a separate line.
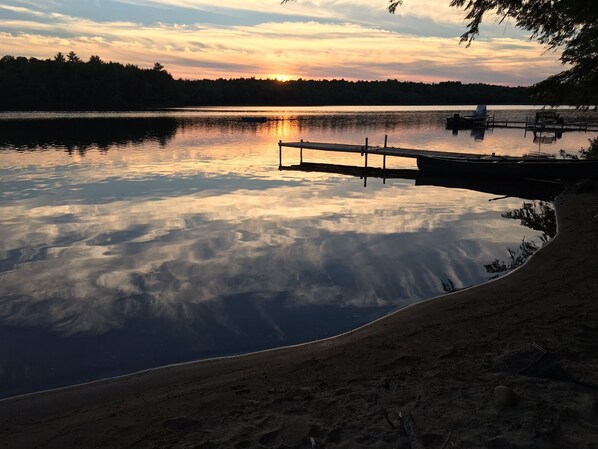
[0, 53, 184, 110]
[485, 201, 556, 275]
[67, 51, 81, 63]
[579, 138, 598, 160]
[387, 0, 598, 105]
[501, 201, 556, 243]
[485, 238, 539, 274]
[560, 137, 598, 160]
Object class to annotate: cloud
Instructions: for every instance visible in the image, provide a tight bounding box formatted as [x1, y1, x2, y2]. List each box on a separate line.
[0, 4, 47, 17]
[0, 22, 561, 84]
[0, 1, 562, 83]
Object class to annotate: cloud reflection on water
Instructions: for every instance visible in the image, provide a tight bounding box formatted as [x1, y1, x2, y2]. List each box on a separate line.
[0, 108, 568, 397]
[0, 179, 530, 337]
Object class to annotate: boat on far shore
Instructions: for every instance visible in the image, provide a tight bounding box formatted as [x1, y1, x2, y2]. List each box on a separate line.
[446, 105, 490, 129]
[417, 154, 598, 181]
[240, 116, 268, 123]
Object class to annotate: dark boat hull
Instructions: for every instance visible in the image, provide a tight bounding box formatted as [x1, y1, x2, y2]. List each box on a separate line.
[417, 155, 598, 181]
[445, 116, 487, 129]
[240, 116, 268, 123]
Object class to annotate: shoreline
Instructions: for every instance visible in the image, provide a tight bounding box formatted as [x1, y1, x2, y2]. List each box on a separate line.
[1, 186, 597, 448]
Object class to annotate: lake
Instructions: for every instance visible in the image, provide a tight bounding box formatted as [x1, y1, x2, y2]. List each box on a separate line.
[0, 106, 594, 398]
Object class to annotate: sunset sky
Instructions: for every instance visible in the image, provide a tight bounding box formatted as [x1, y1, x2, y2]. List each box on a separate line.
[0, 0, 563, 85]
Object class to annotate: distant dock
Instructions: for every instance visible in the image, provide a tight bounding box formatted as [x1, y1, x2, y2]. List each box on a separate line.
[486, 118, 598, 133]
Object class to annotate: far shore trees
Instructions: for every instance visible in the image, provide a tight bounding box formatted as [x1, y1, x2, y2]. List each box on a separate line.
[0, 53, 529, 109]
[0, 54, 181, 110]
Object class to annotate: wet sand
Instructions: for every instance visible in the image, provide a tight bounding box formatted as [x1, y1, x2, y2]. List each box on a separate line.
[1, 185, 597, 449]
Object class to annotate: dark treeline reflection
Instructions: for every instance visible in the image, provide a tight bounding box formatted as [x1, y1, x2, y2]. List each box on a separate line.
[0, 111, 465, 154]
[0, 118, 179, 153]
[485, 201, 557, 274]
[1, 54, 529, 110]
[288, 111, 449, 132]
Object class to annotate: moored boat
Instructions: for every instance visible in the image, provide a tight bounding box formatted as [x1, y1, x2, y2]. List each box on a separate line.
[446, 105, 490, 129]
[417, 155, 598, 181]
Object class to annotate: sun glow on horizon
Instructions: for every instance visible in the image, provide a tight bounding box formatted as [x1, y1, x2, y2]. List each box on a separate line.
[272, 74, 292, 82]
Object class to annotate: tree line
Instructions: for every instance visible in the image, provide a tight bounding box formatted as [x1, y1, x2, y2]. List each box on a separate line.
[0, 53, 181, 110]
[0, 52, 530, 110]
[180, 78, 529, 107]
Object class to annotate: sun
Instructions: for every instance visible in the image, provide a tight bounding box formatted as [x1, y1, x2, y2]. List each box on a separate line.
[273, 74, 291, 82]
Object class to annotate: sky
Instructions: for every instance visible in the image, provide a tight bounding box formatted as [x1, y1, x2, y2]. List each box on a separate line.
[0, 0, 564, 85]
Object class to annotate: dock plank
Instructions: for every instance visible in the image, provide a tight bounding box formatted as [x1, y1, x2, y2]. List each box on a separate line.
[280, 141, 490, 160]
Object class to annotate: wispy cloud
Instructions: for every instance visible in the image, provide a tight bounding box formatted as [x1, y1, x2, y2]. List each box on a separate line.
[0, 4, 47, 17]
[0, 1, 562, 84]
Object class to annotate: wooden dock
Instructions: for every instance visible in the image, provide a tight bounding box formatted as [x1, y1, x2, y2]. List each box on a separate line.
[279, 140, 484, 159]
[276, 136, 563, 186]
[277, 137, 503, 187]
[277, 138, 493, 170]
[278, 137, 495, 187]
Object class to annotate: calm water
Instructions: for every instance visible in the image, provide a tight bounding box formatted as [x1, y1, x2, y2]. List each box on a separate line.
[0, 106, 594, 398]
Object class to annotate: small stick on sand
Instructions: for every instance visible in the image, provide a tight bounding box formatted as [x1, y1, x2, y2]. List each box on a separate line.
[381, 406, 399, 429]
[385, 408, 452, 449]
[399, 411, 427, 449]
[440, 430, 453, 449]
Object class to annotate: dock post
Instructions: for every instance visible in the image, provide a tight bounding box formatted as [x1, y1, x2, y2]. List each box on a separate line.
[361, 137, 368, 156]
[278, 140, 282, 167]
[364, 137, 368, 169]
[383, 135, 387, 183]
[385, 133, 389, 181]
[300, 139, 303, 164]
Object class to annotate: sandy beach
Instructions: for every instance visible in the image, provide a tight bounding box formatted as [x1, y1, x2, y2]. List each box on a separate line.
[1, 184, 597, 449]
